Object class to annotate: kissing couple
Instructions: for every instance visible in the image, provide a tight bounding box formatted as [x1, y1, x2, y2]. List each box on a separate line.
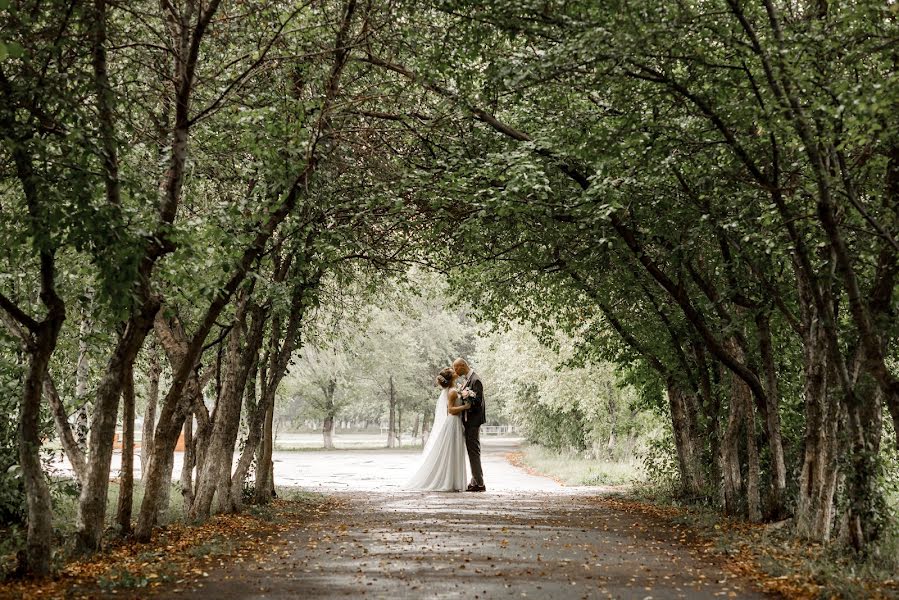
[406, 358, 486, 492]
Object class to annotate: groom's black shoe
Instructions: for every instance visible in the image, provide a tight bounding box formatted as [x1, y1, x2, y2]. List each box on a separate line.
[466, 483, 486, 492]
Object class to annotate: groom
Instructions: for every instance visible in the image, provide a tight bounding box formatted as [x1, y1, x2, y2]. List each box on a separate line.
[453, 358, 486, 492]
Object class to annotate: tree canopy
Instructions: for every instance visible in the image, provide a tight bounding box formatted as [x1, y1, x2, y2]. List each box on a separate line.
[0, 0, 896, 577]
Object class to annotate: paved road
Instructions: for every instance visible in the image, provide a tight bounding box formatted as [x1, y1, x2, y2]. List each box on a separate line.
[145, 440, 769, 600]
[53, 436, 536, 491]
[272, 437, 563, 492]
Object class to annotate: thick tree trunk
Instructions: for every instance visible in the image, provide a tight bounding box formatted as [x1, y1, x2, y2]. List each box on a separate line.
[192, 294, 265, 520]
[134, 314, 203, 540]
[720, 373, 743, 516]
[140, 340, 160, 479]
[136, 401, 188, 539]
[795, 319, 840, 540]
[666, 381, 704, 498]
[18, 313, 64, 575]
[116, 363, 135, 535]
[742, 383, 762, 523]
[845, 366, 884, 551]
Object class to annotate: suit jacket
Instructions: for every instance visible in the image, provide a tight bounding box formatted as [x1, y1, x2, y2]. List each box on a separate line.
[461, 370, 486, 429]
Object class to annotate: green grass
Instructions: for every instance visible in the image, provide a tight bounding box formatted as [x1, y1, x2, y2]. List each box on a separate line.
[48, 477, 188, 536]
[519, 444, 645, 486]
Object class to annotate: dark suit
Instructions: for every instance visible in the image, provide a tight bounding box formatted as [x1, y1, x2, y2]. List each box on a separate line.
[461, 371, 485, 486]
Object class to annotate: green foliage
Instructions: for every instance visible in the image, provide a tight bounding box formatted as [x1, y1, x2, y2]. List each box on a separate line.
[475, 322, 661, 459]
[281, 270, 475, 431]
[523, 402, 588, 453]
[639, 431, 682, 497]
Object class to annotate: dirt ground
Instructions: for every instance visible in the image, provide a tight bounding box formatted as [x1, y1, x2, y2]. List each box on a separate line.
[139, 489, 771, 599]
[21, 441, 776, 599]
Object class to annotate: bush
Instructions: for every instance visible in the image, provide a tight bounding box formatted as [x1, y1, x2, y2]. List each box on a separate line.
[522, 403, 588, 453]
[639, 429, 681, 496]
[0, 413, 25, 526]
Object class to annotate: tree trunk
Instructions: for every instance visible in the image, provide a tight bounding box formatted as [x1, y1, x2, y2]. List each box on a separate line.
[742, 382, 762, 523]
[18, 313, 64, 575]
[134, 314, 203, 540]
[136, 400, 188, 539]
[75, 301, 92, 448]
[322, 415, 335, 449]
[75, 303, 158, 553]
[43, 376, 87, 484]
[666, 381, 704, 498]
[254, 402, 275, 504]
[140, 340, 160, 480]
[421, 411, 431, 447]
[720, 371, 743, 516]
[387, 375, 397, 448]
[228, 355, 261, 512]
[755, 312, 787, 516]
[192, 294, 265, 520]
[411, 414, 420, 440]
[180, 412, 195, 508]
[116, 363, 135, 535]
[795, 318, 841, 540]
[322, 379, 337, 451]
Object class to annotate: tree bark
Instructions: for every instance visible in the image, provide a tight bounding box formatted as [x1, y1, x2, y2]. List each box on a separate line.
[180, 410, 195, 509]
[755, 312, 787, 515]
[191, 291, 262, 520]
[140, 340, 160, 480]
[228, 354, 261, 512]
[116, 363, 135, 535]
[75, 300, 92, 448]
[19, 320, 62, 576]
[254, 402, 275, 504]
[322, 378, 337, 450]
[795, 316, 841, 540]
[666, 381, 704, 498]
[43, 376, 87, 484]
[387, 375, 397, 448]
[134, 313, 204, 539]
[76, 310, 157, 552]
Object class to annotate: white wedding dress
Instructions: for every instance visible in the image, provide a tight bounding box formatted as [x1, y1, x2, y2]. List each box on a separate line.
[405, 388, 467, 491]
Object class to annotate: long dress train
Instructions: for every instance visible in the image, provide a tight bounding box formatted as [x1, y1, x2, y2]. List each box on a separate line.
[405, 389, 467, 491]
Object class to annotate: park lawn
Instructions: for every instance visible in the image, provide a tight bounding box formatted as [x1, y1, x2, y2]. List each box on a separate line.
[0, 484, 332, 597]
[511, 444, 645, 486]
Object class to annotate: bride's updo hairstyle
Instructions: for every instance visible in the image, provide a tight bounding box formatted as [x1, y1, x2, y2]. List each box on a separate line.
[435, 367, 455, 388]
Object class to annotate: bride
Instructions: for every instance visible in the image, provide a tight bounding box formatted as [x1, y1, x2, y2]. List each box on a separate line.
[405, 367, 471, 491]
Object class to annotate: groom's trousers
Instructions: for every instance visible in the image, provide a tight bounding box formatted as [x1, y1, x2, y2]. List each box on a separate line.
[464, 426, 484, 486]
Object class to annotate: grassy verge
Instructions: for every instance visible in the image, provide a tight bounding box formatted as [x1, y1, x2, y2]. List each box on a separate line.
[509, 444, 645, 486]
[0, 484, 332, 597]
